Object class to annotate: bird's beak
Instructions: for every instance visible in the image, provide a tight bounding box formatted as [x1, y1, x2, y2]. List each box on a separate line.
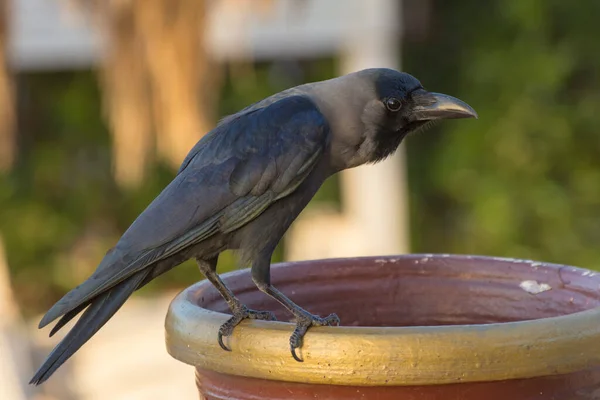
[410, 90, 478, 121]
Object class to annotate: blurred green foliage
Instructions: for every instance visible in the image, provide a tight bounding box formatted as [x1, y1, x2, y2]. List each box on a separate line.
[2, 59, 338, 315]
[405, 0, 600, 268]
[5, 1, 600, 314]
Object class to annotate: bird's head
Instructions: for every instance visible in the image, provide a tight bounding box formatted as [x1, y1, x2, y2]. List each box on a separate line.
[343, 68, 478, 165]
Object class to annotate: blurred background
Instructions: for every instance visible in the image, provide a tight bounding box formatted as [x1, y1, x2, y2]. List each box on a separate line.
[2, 0, 599, 398]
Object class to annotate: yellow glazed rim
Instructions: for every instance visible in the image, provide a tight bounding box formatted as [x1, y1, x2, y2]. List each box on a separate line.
[165, 254, 600, 386]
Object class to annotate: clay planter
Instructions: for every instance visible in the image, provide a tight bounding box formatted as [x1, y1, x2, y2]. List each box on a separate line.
[165, 255, 600, 399]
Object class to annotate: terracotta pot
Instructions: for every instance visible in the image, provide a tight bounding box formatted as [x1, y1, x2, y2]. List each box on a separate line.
[165, 255, 600, 399]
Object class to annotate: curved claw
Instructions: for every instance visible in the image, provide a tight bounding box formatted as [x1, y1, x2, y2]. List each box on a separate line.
[288, 311, 341, 362]
[291, 346, 303, 362]
[325, 313, 341, 326]
[217, 331, 231, 351]
[217, 306, 276, 352]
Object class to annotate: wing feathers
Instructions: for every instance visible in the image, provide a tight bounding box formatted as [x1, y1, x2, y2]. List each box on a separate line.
[35, 95, 330, 382]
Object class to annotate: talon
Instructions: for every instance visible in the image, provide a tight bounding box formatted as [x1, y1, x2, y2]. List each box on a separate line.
[325, 313, 340, 326]
[286, 311, 340, 362]
[217, 331, 231, 351]
[291, 346, 303, 362]
[217, 305, 276, 352]
[252, 310, 277, 321]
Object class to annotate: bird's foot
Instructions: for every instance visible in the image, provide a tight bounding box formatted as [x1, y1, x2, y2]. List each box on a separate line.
[290, 311, 340, 362]
[218, 303, 277, 351]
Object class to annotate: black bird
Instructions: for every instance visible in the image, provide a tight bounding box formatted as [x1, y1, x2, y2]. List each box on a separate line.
[31, 68, 477, 384]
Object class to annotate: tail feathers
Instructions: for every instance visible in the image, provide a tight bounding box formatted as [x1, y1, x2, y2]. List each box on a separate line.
[39, 275, 113, 329]
[30, 270, 149, 385]
[49, 301, 91, 337]
[38, 250, 128, 330]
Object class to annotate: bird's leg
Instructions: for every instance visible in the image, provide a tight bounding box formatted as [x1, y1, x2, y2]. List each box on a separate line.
[251, 252, 340, 362]
[196, 257, 277, 351]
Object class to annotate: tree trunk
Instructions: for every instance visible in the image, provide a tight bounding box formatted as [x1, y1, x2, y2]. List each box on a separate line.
[98, 2, 154, 188]
[136, 0, 216, 170]
[0, 0, 15, 173]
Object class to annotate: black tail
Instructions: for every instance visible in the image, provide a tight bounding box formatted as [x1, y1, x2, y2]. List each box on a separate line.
[30, 270, 149, 385]
[49, 301, 91, 337]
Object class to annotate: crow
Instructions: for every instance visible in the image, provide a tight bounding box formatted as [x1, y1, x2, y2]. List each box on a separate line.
[31, 68, 477, 384]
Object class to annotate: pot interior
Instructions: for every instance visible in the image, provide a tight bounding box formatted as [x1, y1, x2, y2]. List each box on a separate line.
[194, 255, 600, 327]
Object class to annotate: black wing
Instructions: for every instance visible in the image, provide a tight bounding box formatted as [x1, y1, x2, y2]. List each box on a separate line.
[39, 95, 331, 328]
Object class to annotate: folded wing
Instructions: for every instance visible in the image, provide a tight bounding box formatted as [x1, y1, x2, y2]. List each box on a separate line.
[38, 95, 331, 329]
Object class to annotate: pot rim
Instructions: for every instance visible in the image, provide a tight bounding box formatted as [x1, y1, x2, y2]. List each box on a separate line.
[165, 254, 600, 386]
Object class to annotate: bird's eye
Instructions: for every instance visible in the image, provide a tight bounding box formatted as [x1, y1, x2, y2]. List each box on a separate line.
[385, 97, 402, 112]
